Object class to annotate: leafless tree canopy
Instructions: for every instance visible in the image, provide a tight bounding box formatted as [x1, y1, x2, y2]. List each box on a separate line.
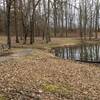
[0, 0, 99, 48]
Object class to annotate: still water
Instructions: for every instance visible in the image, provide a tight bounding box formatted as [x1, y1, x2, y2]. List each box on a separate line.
[53, 44, 100, 63]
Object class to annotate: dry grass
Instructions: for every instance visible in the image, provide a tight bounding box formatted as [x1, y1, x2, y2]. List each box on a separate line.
[32, 37, 81, 50]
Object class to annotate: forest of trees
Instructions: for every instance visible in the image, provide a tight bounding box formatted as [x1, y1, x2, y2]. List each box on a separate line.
[0, 0, 100, 48]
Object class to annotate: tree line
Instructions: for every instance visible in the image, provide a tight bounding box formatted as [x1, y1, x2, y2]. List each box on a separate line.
[0, 0, 100, 48]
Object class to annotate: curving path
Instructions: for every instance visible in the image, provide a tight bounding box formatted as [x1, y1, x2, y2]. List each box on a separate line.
[0, 49, 33, 62]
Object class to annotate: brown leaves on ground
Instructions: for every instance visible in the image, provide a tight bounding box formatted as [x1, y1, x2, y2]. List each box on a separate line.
[0, 54, 100, 100]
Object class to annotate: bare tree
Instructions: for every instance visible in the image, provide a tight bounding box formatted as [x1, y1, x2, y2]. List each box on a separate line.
[6, 0, 12, 48]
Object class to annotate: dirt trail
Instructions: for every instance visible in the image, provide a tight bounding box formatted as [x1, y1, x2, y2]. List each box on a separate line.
[0, 49, 33, 62]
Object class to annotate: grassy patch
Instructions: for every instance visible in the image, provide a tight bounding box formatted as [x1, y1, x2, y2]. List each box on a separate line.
[82, 40, 100, 44]
[42, 83, 59, 93]
[0, 96, 6, 100]
[41, 83, 73, 94]
[32, 38, 81, 51]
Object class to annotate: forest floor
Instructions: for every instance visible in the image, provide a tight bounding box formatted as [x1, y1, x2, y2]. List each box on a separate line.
[0, 37, 100, 100]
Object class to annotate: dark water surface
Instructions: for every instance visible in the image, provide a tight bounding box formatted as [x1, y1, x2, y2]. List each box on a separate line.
[53, 44, 100, 63]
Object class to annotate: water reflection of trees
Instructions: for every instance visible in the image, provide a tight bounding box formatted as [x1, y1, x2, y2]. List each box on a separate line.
[54, 44, 100, 62]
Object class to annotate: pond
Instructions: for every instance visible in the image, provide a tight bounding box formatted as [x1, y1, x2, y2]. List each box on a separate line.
[52, 44, 100, 63]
